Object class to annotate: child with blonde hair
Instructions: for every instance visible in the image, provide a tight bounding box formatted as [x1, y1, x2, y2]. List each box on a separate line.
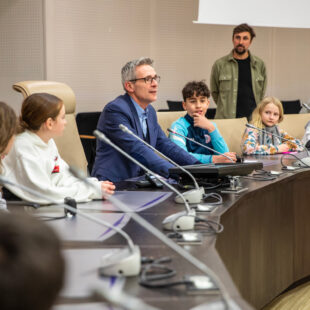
[242, 97, 303, 155]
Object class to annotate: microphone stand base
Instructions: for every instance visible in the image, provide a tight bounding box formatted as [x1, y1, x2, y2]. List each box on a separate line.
[190, 299, 242, 310]
[184, 275, 218, 294]
[167, 231, 202, 245]
[220, 176, 248, 194]
[196, 204, 217, 212]
[293, 156, 310, 167]
[99, 245, 141, 277]
[174, 187, 205, 204]
[220, 187, 248, 194]
[162, 209, 196, 231]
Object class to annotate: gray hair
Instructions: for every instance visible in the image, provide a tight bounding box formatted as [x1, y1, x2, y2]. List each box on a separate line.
[121, 57, 154, 91]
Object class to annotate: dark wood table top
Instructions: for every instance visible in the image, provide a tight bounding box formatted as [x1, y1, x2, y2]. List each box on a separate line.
[9, 154, 310, 310]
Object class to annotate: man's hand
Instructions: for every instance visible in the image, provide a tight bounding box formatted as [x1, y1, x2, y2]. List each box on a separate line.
[212, 152, 237, 163]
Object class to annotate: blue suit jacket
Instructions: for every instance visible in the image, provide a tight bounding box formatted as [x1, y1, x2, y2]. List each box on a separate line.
[91, 94, 199, 182]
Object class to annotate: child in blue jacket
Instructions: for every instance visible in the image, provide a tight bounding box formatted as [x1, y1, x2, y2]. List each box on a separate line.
[169, 81, 236, 163]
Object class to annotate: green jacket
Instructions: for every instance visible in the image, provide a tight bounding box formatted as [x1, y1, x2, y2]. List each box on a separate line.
[210, 51, 267, 119]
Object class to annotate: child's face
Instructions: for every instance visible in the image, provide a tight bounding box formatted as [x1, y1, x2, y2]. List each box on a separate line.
[261, 103, 280, 127]
[50, 105, 67, 137]
[183, 93, 209, 117]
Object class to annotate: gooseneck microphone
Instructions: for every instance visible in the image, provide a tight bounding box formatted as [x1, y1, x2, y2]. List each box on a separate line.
[72, 165, 238, 310]
[167, 128, 234, 163]
[93, 129, 196, 231]
[245, 123, 304, 145]
[246, 123, 310, 168]
[119, 124, 204, 204]
[0, 175, 140, 277]
[302, 102, 310, 111]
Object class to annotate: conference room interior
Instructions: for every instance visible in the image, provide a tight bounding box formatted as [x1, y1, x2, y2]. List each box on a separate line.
[1, 1, 310, 310]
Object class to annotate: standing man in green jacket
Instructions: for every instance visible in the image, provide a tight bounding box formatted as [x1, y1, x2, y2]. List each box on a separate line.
[210, 23, 267, 119]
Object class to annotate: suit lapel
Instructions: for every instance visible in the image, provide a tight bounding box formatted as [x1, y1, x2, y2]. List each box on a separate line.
[125, 94, 144, 139]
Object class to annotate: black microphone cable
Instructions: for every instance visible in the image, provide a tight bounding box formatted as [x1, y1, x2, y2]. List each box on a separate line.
[139, 256, 219, 295]
[139, 256, 193, 289]
[239, 172, 278, 181]
[35, 214, 67, 221]
[198, 179, 231, 190]
[26, 197, 77, 221]
[177, 177, 230, 190]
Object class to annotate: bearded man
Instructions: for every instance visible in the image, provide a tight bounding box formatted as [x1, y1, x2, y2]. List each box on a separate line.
[210, 23, 267, 120]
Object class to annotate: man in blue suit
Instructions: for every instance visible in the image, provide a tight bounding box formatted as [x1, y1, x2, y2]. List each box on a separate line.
[92, 57, 199, 182]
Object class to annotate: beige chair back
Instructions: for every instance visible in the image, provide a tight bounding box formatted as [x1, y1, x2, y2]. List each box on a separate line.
[13, 81, 88, 173]
[280, 113, 310, 140]
[157, 111, 186, 136]
[213, 117, 248, 155]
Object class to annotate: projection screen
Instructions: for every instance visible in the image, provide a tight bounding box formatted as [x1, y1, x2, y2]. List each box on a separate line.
[194, 0, 310, 28]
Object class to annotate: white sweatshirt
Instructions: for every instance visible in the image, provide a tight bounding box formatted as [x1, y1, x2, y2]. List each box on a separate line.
[2, 130, 102, 204]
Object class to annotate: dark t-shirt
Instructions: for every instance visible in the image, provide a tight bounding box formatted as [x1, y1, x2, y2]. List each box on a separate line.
[235, 57, 256, 119]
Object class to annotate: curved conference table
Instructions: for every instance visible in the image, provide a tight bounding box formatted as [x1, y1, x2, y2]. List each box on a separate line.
[215, 155, 310, 309]
[9, 154, 310, 310]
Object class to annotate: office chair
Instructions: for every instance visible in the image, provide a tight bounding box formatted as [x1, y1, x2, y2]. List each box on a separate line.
[281, 100, 301, 114]
[212, 117, 248, 155]
[280, 113, 310, 140]
[167, 100, 183, 111]
[13, 81, 88, 174]
[76, 112, 101, 174]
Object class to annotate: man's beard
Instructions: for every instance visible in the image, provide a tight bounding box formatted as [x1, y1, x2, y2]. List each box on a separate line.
[234, 45, 246, 55]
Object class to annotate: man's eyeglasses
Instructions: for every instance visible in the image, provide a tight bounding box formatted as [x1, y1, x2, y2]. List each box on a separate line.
[129, 75, 161, 84]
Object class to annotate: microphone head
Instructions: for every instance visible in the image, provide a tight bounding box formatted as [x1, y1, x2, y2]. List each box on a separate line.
[119, 124, 126, 131]
[302, 102, 310, 111]
[93, 129, 102, 138]
[93, 129, 110, 143]
[119, 124, 132, 134]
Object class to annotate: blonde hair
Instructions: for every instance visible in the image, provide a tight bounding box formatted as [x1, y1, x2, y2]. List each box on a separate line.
[250, 97, 284, 129]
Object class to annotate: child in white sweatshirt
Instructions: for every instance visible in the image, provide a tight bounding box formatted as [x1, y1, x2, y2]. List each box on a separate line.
[2, 93, 115, 204]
